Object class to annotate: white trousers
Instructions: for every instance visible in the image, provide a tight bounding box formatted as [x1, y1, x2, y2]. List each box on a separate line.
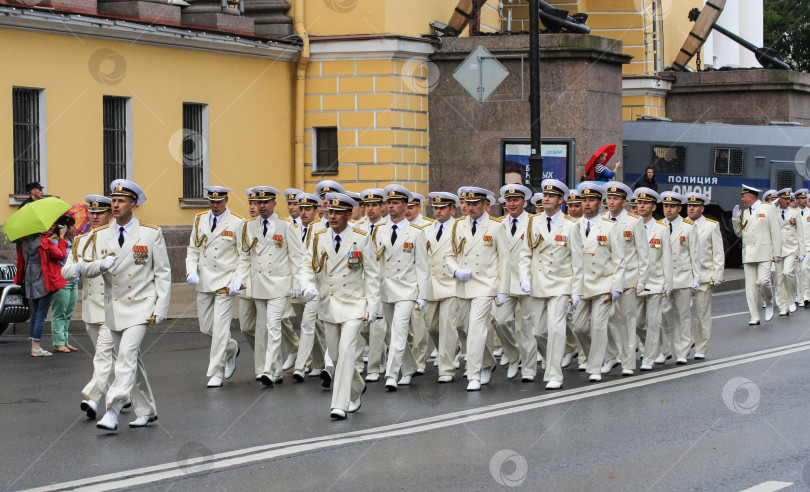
[239, 297, 263, 375]
[107, 324, 156, 417]
[493, 294, 537, 378]
[81, 322, 116, 403]
[292, 299, 328, 372]
[458, 297, 497, 381]
[661, 287, 693, 359]
[572, 295, 612, 375]
[383, 301, 418, 379]
[639, 293, 665, 367]
[775, 254, 798, 312]
[255, 297, 289, 376]
[197, 292, 238, 379]
[530, 296, 569, 383]
[607, 288, 639, 370]
[744, 261, 773, 322]
[423, 297, 459, 377]
[323, 319, 365, 412]
[693, 284, 714, 356]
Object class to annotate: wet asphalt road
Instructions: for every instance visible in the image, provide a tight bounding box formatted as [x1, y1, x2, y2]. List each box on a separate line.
[1, 287, 809, 491]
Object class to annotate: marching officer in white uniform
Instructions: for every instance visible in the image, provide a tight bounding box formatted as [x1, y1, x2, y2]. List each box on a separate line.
[571, 183, 625, 382]
[519, 179, 584, 390]
[795, 189, 810, 306]
[447, 187, 507, 391]
[685, 192, 725, 360]
[405, 192, 434, 374]
[732, 185, 782, 325]
[82, 179, 170, 431]
[316, 180, 345, 229]
[774, 188, 806, 315]
[358, 188, 389, 382]
[300, 192, 381, 419]
[235, 186, 303, 387]
[659, 191, 701, 365]
[185, 186, 244, 388]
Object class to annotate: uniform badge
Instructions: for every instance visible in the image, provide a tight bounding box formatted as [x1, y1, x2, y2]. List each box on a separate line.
[758, 213, 766, 220]
[483, 235, 493, 246]
[403, 242, 414, 253]
[650, 238, 661, 248]
[623, 230, 633, 241]
[221, 230, 234, 241]
[790, 217, 797, 225]
[597, 235, 607, 246]
[554, 235, 567, 246]
[272, 234, 284, 247]
[347, 246, 363, 269]
[679, 235, 686, 246]
[133, 245, 149, 265]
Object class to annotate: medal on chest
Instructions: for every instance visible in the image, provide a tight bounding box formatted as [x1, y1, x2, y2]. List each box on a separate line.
[554, 235, 567, 246]
[679, 235, 686, 246]
[221, 230, 234, 241]
[597, 235, 607, 246]
[650, 238, 661, 249]
[483, 235, 493, 247]
[348, 243, 363, 269]
[623, 230, 633, 241]
[403, 242, 414, 253]
[272, 234, 284, 248]
[133, 245, 149, 265]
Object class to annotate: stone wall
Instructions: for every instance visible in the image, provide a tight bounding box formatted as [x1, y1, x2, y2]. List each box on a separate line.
[428, 33, 631, 197]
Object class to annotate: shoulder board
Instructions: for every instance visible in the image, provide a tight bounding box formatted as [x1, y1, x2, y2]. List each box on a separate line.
[349, 219, 357, 224]
[761, 202, 772, 206]
[410, 223, 428, 230]
[377, 220, 388, 226]
[246, 216, 258, 222]
[683, 218, 695, 225]
[602, 217, 614, 223]
[140, 223, 159, 230]
[656, 220, 667, 226]
[315, 229, 328, 235]
[489, 215, 502, 223]
[73, 232, 90, 241]
[352, 227, 368, 236]
[231, 212, 244, 219]
[92, 224, 111, 232]
[627, 212, 641, 219]
[423, 217, 435, 224]
[705, 218, 718, 224]
[454, 217, 464, 223]
[280, 216, 291, 222]
[195, 211, 207, 217]
[563, 214, 576, 222]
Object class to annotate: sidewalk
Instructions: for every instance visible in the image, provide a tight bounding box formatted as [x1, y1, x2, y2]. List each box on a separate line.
[4, 268, 747, 336]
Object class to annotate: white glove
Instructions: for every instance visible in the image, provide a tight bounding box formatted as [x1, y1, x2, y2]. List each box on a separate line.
[186, 272, 199, 285]
[664, 290, 672, 297]
[571, 295, 581, 309]
[732, 204, 741, 221]
[636, 283, 646, 293]
[227, 282, 242, 296]
[415, 299, 426, 311]
[303, 287, 318, 301]
[610, 290, 621, 301]
[73, 259, 84, 279]
[154, 315, 166, 325]
[800, 256, 806, 262]
[692, 282, 700, 292]
[99, 256, 116, 272]
[774, 256, 782, 263]
[495, 293, 507, 306]
[292, 289, 302, 300]
[711, 279, 722, 286]
[366, 312, 378, 323]
[454, 269, 471, 282]
[520, 280, 531, 293]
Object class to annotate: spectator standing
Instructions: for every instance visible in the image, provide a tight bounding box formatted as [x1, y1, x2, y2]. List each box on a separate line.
[50, 215, 79, 353]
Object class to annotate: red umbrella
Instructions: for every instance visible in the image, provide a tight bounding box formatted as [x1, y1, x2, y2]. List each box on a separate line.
[67, 203, 91, 236]
[585, 144, 616, 180]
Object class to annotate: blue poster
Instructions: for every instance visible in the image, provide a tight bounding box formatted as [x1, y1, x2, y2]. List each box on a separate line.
[503, 142, 569, 187]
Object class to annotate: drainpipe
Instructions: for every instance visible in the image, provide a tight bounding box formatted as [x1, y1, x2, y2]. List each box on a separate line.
[294, 0, 308, 189]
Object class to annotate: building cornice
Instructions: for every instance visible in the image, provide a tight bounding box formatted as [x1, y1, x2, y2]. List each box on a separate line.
[309, 35, 436, 61]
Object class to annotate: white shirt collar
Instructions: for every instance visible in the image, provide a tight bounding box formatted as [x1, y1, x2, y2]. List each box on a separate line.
[609, 209, 625, 221]
[665, 215, 681, 225]
[545, 209, 561, 227]
[750, 200, 761, 211]
[390, 216, 408, 228]
[115, 218, 134, 240]
[643, 216, 655, 228]
[210, 208, 228, 229]
[409, 214, 423, 224]
[583, 215, 598, 228]
[435, 218, 450, 233]
[509, 211, 527, 224]
[332, 227, 347, 244]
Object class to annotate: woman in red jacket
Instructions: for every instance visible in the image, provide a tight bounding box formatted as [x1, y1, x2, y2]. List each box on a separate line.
[14, 224, 68, 356]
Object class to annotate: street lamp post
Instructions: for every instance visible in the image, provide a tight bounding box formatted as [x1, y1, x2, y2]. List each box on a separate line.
[528, 0, 543, 192]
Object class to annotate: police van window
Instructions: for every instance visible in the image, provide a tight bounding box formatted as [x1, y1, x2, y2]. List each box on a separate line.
[652, 145, 685, 174]
[713, 147, 744, 176]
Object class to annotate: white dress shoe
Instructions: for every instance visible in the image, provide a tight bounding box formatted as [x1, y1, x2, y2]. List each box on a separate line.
[224, 347, 240, 379]
[433, 358, 439, 367]
[507, 360, 520, 379]
[259, 374, 274, 388]
[561, 352, 574, 369]
[676, 357, 687, 365]
[430, 348, 439, 359]
[292, 370, 306, 382]
[309, 368, 323, 377]
[466, 379, 481, 391]
[493, 347, 504, 358]
[365, 372, 380, 382]
[320, 368, 333, 389]
[640, 364, 653, 371]
[537, 353, 542, 363]
[790, 302, 797, 313]
[748, 319, 760, 326]
[654, 353, 667, 365]
[416, 368, 425, 375]
[521, 375, 535, 382]
[779, 310, 789, 316]
[384, 377, 398, 391]
[545, 381, 562, 390]
[499, 354, 509, 366]
[348, 395, 362, 413]
[577, 363, 587, 372]
[589, 374, 601, 382]
[765, 305, 774, 321]
[540, 359, 547, 371]
[271, 375, 283, 384]
[97, 411, 118, 431]
[122, 397, 132, 410]
[621, 369, 633, 376]
[207, 376, 223, 388]
[398, 374, 412, 386]
[129, 413, 158, 427]
[438, 375, 453, 383]
[600, 358, 618, 374]
[481, 365, 495, 385]
[255, 374, 262, 381]
[81, 400, 98, 420]
[282, 352, 297, 372]
[694, 353, 705, 360]
[330, 408, 346, 420]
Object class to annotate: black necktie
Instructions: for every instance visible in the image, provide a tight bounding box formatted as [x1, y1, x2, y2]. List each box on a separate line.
[436, 223, 443, 241]
[391, 224, 398, 244]
[370, 224, 375, 237]
[211, 216, 217, 231]
[511, 218, 517, 236]
[334, 235, 341, 252]
[547, 217, 552, 232]
[782, 210, 785, 219]
[669, 222, 673, 234]
[301, 227, 307, 242]
[262, 219, 268, 237]
[585, 220, 590, 237]
[611, 217, 617, 222]
[471, 220, 477, 236]
[750, 206, 754, 216]
[118, 227, 125, 247]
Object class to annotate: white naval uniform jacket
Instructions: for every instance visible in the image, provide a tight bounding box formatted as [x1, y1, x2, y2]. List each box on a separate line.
[185, 209, 245, 293]
[81, 218, 172, 331]
[603, 210, 650, 290]
[501, 212, 531, 297]
[62, 232, 106, 324]
[236, 216, 302, 300]
[799, 207, 810, 252]
[519, 211, 584, 298]
[666, 216, 701, 290]
[733, 201, 782, 264]
[425, 219, 456, 301]
[298, 227, 381, 324]
[373, 219, 429, 303]
[776, 206, 806, 258]
[640, 219, 674, 295]
[694, 216, 725, 284]
[446, 212, 509, 299]
[579, 216, 625, 299]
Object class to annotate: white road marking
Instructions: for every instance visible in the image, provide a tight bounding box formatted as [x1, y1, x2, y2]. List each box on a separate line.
[739, 481, 794, 492]
[713, 311, 752, 319]
[23, 340, 810, 492]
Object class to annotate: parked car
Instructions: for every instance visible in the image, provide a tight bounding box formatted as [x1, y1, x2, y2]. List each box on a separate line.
[0, 254, 30, 335]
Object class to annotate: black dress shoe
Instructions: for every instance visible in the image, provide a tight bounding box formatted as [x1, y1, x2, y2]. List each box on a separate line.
[749, 321, 760, 326]
[259, 374, 274, 388]
[320, 369, 333, 389]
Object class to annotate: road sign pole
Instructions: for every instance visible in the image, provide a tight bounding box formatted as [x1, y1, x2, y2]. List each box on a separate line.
[528, 0, 544, 192]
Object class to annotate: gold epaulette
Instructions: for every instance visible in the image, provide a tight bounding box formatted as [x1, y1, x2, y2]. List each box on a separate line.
[353, 227, 368, 236]
[349, 219, 357, 224]
[280, 216, 291, 222]
[628, 212, 641, 219]
[602, 217, 614, 223]
[563, 214, 577, 222]
[92, 224, 111, 232]
[423, 217, 435, 224]
[232, 212, 244, 219]
[315, 229, 328, 235]
[683, 218, 695, 225]
[246, 216, 258, 222]
[489, 215, 502, 223]
[410, 223, 428, 230]
[195, 211, 207, 217]
[705, 218, 718, 224]
[454, 217, 464, 223]
[73, 231, 90, 241]
[657, 220, 667, 227]
[140, 223, 159, 230]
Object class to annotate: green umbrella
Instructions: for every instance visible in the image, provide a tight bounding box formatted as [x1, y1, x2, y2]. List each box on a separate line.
[2, 196, 71, 242]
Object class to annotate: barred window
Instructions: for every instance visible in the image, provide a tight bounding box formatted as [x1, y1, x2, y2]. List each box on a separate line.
[652, 145, 686, 174]
[776, 170, 796, 191]
[103, 96, 129, 191]
[182, 103, 208, 198]
[13, 87, 43, 195]
[314, 127, 339, 174]
[713, 147, 744, 176]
